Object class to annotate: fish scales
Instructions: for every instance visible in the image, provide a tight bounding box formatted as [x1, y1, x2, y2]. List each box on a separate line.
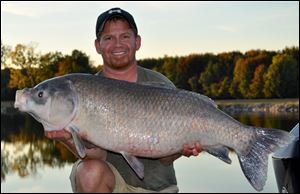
[67, 74, 239, 157]
[70, 75, 203, 156]
[14, 73, 293, 191]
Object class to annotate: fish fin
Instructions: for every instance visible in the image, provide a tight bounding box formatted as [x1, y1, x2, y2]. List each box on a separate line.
[120, 151, 144, 179]
[198, 94, 217, 108]
[68, 126, 86, 159]
[205, 145, 231, 164]
[237, 127, 293, 191]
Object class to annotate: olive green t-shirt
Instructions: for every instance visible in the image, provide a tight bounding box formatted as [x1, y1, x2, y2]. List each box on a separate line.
[98, 66, 177, 191]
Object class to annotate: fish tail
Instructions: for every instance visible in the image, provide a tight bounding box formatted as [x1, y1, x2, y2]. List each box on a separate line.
[236, 127, 293, 191]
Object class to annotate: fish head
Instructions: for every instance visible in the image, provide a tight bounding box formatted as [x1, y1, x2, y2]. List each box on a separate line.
[14, 77, 78, 132]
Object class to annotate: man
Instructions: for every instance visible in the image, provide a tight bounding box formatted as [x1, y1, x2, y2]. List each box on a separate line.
[46, 7, 201, 193]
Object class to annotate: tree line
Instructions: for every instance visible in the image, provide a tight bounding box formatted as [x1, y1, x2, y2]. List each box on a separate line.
[1, 41, 299, 100]
[138, 47, 299, 99]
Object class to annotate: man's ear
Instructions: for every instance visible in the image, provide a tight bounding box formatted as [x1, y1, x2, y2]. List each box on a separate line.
[95, 39, 102, 54]
[135, 35, 141, 51]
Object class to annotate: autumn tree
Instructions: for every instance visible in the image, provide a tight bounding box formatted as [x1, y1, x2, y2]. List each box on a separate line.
[230, 50, 275, 98]
[249, 64, 266, 98]
[199, 52, 241, 98]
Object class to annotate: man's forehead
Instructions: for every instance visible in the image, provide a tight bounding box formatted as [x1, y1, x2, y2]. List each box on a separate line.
[101, 20, 133, 35]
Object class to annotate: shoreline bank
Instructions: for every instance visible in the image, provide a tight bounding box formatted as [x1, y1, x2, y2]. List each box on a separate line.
[216, 99, 299, 113]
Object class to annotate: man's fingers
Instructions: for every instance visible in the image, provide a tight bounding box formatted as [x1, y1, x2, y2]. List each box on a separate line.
[192, 149, 199, 156]
[44, 130, 72, 140]
[195, 142, 202, 152]
[181, 142, 202, 157]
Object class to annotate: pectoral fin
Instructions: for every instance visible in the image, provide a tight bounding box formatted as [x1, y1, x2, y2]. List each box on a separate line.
[120, 151, 144, 179]
[205, 145, 232, 164]
[69, 127, 86, 159]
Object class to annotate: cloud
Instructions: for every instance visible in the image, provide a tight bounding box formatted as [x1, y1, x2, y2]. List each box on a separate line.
[214, 25, 237, 33]
[140, 1, 210, 11]
[1, 1, 80, 17]
[2, 2, 40, 17]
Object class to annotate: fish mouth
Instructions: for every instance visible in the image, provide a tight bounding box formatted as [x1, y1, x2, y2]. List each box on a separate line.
[14, 89, 29, 111]
[14, 89, 41, 121]
[14, 89, 45, 128]
[15, 91, 54, 131]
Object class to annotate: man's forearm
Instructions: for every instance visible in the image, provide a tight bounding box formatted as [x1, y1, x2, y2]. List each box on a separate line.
[159, 153, 182, 166]
[60, 139, 107, 161]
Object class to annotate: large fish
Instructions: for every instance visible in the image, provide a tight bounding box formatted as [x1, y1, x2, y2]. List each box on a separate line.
[14, 73, 293, 191]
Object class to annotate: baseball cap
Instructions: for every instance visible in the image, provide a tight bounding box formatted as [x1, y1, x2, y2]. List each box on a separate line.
[96, 7, 138, 38]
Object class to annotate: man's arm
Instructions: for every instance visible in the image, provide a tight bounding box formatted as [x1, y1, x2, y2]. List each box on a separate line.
[45, 129, 107, 160]
[159, 142, 202, 166]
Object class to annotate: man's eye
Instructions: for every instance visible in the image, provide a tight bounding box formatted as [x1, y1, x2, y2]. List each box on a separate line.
[104, 36, 112, 41]
[123, 34, 130, 39]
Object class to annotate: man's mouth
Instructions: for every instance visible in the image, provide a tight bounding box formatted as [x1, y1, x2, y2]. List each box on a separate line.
[112, 51, 127, 56]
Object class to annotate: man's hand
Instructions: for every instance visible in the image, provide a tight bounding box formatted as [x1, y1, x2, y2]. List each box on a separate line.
[44, 129, 107, 161]
[182, 142, 202, 157]
[159, 142, 202, 166]
[45, 129, 72, 141]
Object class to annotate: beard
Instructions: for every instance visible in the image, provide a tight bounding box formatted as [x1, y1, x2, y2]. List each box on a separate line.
[105, 55, 135, 70]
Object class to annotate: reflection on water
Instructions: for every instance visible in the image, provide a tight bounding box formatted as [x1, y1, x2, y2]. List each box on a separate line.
[228, 111, 299, 132]
[1, 108, 299, 193]
[1, 113, 76, 184]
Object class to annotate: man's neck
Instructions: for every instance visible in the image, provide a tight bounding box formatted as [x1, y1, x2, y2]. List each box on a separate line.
[103, 63, 138, 82]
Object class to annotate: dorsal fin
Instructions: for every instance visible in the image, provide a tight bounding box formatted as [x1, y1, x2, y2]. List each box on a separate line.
[199, 94, 218, 108]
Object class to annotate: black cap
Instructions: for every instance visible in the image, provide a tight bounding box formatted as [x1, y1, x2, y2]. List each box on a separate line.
[96, 7, 138, 39]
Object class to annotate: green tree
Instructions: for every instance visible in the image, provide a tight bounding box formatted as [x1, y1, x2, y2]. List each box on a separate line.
[138, 57, 164, 71]
[199, 62, 230, 98]
[10, 43, 40, 69]
[264, 54, 298, 98]
[161, 56, 179, 84]
[8, 43, 41, 88]
[282, 46, 299, 63]
[35, 52, 63, 83]
[56, 50, 94, 76]
[188, 76, 200, 92]
[1, 41, 12, 69]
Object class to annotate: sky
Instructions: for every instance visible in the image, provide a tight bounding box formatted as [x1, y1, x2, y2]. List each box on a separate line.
[1, 1, 299, 67]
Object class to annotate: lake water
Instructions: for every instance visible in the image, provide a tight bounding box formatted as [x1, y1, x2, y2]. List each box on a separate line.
[1, 107, 298, 193]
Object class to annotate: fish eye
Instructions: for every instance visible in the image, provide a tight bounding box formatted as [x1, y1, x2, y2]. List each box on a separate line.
[38, 91, 43, 98]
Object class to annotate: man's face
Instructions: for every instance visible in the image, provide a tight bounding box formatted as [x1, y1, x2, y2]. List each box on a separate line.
[95, 19, 141, 69]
